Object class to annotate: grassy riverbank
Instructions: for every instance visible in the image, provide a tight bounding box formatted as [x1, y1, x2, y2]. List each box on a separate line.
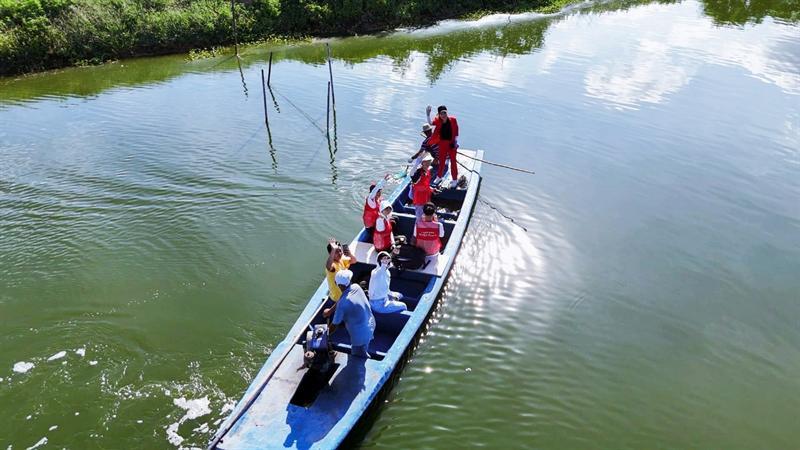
[0, 0, 564, 76]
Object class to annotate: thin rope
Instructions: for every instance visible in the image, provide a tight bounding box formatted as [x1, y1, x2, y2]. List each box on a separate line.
[271, 87, 326, 136]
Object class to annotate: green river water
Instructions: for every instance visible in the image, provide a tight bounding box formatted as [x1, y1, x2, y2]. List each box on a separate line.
[1, 0, 799, 448]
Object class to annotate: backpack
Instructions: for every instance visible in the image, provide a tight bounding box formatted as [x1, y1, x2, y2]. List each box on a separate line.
[391, 243, 427, 270]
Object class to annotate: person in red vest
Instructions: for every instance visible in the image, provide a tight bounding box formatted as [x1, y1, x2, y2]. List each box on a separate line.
[362, 174, 390, 242]
[413, 202, 444, 256]
[410, 153, 435, 221]
[427, 104, 460, 188]
[373, 200, 395, 252]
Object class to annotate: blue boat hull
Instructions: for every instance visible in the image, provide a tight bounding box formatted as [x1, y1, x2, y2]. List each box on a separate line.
[211, 150, 483, 449]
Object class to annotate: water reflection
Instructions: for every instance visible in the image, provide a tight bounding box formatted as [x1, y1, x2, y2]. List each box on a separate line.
[4, 0, 796, 106]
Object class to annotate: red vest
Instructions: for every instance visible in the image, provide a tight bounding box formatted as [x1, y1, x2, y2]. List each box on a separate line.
[413, 169, 432, 206]
[373, 217, 393, 251]
[416, 219, 441, 255]
[363, 194, 380, 227]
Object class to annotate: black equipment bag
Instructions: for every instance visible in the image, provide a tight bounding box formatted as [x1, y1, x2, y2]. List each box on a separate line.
[391, 243, 427, 270]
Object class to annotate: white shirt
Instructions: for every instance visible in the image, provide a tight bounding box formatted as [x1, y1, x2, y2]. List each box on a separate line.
[368, 264, 391, 300]
[366, 179, 385, 209]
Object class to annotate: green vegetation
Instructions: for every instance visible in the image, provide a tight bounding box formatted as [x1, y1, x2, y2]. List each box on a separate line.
[1, 0, 797, 76]
[0, 0, 569, 76]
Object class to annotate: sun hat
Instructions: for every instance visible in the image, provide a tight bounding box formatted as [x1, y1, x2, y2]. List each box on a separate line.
[380, 200, 393, 211]
[377, 251, 391, 261]
[420, 123, 434, 136]
[334, 269, 353, 286]
[422, 153, 434, 163]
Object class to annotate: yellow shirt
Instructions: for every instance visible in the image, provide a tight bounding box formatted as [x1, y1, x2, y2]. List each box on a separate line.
[325, 256, 351, 301]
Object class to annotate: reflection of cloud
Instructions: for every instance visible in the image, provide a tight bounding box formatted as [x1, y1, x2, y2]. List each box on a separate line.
[585, 39, 692, 109]
[538, 1, 800, 108]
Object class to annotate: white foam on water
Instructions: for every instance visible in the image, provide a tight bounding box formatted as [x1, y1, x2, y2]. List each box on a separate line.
[137, 419, 143, 424]
[166, 397, 212, 447]
[75, 348, 86, 357]
[49, 425, 58, 431]
[26, 415, 32, 420]
[74, 412, 80, 416]
[193, 422, 209, 433]
[220, 401, 235, 415]
[13, 361, 34, 373]
[47, 351, 67, 362]
[25, 437, 47, 450]
[0, 377, 4, 382]
[89, 361, 98, 366]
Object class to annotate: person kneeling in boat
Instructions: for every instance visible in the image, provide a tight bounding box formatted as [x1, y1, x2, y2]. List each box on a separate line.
[329, 269, 376, 358]
[368, 251, 407, 314]
[325, 238, 359, 304]
[373, 200, 395, 253]
[410, 154, 435, 221]
[363, 175, 389, 243]
[413, 202, 444, 257]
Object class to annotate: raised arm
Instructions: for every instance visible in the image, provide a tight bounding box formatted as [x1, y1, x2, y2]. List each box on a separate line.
[426, 105, 433, 124]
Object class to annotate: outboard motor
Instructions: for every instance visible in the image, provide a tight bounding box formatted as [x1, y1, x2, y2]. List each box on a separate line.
[303, 324, 334, 373]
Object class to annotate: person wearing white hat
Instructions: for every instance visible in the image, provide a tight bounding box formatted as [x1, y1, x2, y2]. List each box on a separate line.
[368, 252, 407, 314]
[329, 269, 376, 358]
[410, 153, 435, 221]
[373, 200, 395, 252]
[407, 123, 441, 174]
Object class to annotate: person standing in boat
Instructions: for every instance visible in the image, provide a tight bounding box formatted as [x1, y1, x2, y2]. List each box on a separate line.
[427, 105, 460, 188]
[363, 175, 390, 243]
[330, 269, 376, 358]
[410, 154, 435, 221]
[324, 238, 358, 303]
[373, 200, 395, 253]
[368, 252, 407, 314]
[413, 202, 444, 256]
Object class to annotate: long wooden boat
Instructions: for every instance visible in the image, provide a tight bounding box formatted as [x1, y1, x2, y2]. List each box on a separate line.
[209, 149, 484, 449]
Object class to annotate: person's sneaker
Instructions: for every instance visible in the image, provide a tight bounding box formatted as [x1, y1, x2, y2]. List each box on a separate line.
[433, 176, 443, 185]
[449, 179, 459, 189]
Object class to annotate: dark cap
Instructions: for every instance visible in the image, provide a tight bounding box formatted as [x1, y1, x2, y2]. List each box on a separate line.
[437, 105, 447, 113]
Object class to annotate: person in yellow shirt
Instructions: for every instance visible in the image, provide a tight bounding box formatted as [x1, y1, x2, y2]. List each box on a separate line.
[324, 238, 359, 303]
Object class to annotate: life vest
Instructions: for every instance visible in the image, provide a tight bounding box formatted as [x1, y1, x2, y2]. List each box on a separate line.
[373, 216, 393, 251]
[362, 193, 380, 228]
[415, 219, 441, 255]
[412, 169, 432, 205]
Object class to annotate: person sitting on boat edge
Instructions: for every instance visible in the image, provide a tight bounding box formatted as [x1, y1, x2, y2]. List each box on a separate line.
[373, 200, 395, 253]
[413, 202, 444, 256]
[325, 238, 358, 304]
[368, 251, 407, 314]
[427, 104, 460, 188]
[410, 153, 435, 221]
[330, 269, 376, 358]
[363, 174, 390, 242]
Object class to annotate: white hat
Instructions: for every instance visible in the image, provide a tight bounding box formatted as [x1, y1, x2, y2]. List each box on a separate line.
[334, 269, 353, 286]
[422, 153, 434, 163]
[380, 200, 393, 211]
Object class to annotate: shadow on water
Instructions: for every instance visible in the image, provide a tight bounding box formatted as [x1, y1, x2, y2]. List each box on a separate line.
[2, 0, 795, 106]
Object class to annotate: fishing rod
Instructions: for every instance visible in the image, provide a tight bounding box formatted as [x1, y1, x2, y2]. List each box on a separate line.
[456, 151, 535, 175]
[454, 159, 528, 233]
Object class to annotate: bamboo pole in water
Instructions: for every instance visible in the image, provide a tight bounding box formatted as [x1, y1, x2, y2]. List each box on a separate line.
[267, 52, 273, 87]
[230, 0, 239, 56]
[326, 43, 335, 107]
[261, 69, 269, 126]
[326, 81, 331, 136]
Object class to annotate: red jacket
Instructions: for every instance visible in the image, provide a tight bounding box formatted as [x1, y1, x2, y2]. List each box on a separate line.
[432, 116, 459, 144]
